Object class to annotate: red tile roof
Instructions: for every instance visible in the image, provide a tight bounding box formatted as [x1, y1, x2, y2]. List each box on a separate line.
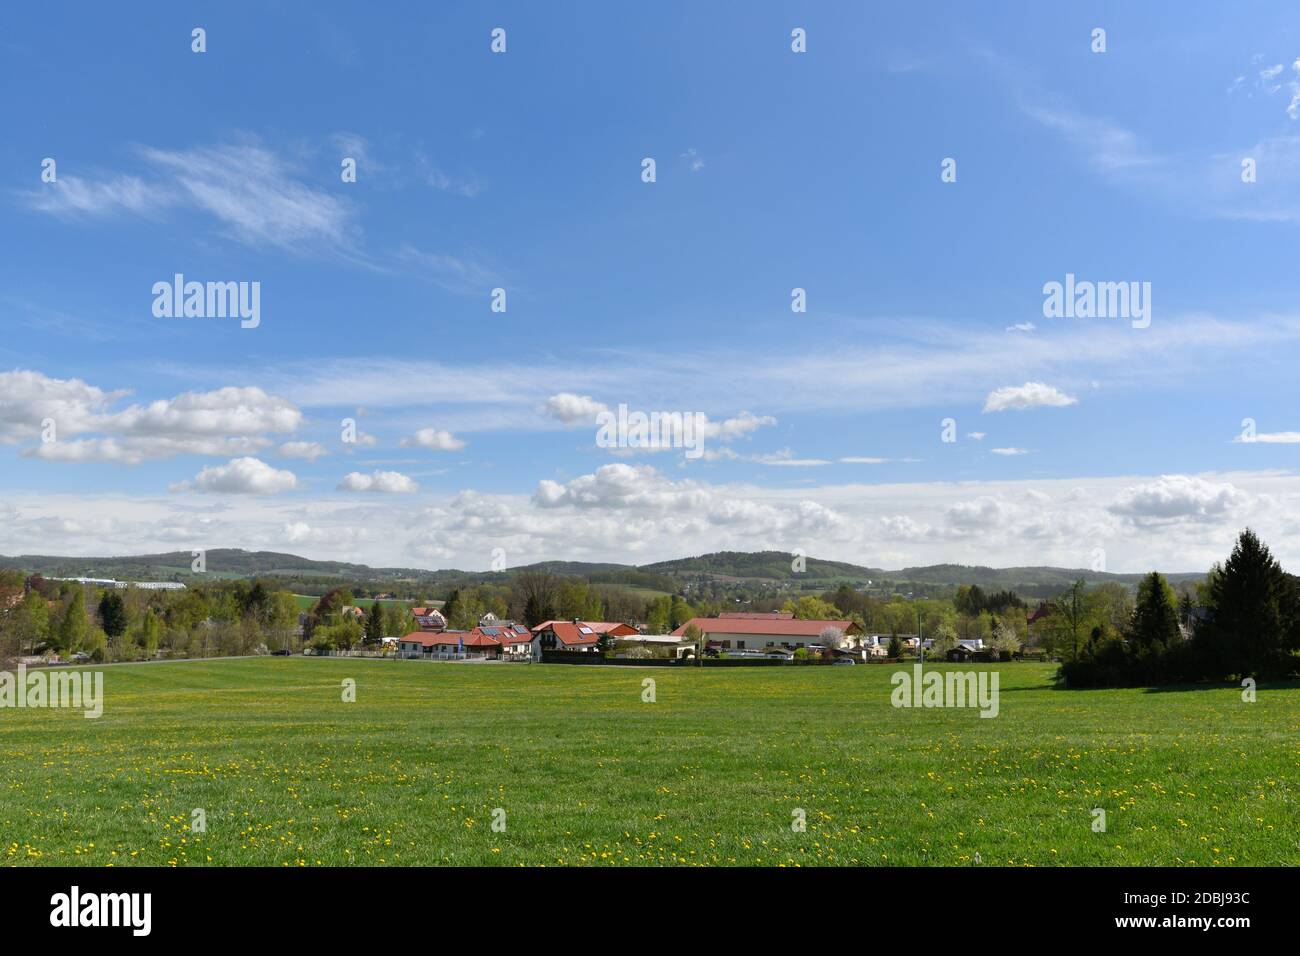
[533, 621, 601, 647]
[532, 620, 634, 634]
[399, 630, 464, 647]
[670, 617, 860, 638]
[478, 624, 534, 645]
[719, 612, 794, 620]
[531, 621, 637, 644]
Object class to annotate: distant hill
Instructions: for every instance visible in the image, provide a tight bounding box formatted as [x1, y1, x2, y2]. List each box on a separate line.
[642, 550, 884, 582]
[0, 547, 1207, 599]
[0, 548, 436, 583]
[888, 563, 1206, 598]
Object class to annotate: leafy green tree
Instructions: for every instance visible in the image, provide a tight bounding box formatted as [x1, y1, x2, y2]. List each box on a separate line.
[14, 590, 51, 654]
[1050, 579, 1088, 661]
[780, 596, 844, 620]
[683, 623, 704, 664]
[267, 591, 300, 651]
[137, 609, 162, 658]
[645, 596, 672, 635]
[388, 603, 417, 638]
[57, 588, 89, 652]
[82, 626, 108, 663]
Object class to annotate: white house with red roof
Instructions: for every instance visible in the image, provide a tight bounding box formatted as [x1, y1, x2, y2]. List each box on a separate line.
[411, 607, 447, 631]
[670, 612, 860, 654]
[532, 620, 638, 653]
[398, 622, 536, 660]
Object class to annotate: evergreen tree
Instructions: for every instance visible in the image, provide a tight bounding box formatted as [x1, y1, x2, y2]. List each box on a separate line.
[1128, 572, 1180, 651]
[98, 591, 128, 639]
[1126, 571, 1180, 682]
[364, 603, 385, 644]
[1196, 529, 1299, 679]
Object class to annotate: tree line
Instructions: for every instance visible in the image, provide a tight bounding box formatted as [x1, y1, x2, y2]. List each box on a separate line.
[1058, 529, 1299, 687]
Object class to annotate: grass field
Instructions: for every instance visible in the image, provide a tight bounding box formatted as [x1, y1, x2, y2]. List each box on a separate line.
[291, 595, 421, 612]
[1, 659, 1295, 866]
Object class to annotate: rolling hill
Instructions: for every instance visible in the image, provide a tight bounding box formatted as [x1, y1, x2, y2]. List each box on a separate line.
[0, 547, 1207, 599]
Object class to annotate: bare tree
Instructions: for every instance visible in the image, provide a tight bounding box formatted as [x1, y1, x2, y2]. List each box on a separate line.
[514, 569, 558, 627]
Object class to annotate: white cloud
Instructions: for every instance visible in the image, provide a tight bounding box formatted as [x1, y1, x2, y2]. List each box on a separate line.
[2, 373, 303, 464]
[0, 370, 125, 442]
[400, 428, 465, 451]
[542, 392, 609, 425]
[946, 496, 1008, 534]
[540, 393, 775, 448]
[880, 514, 931, 541]
[172, 457, 300, 495]
[701, 411, 777, 442]
[25, 175, 161, 218]
[277, 441, 329, 461]
[337, 470, 419, 493]
[1108, 475, 1251, 524]
[840, 456, 889, 464]
[106, 386, 302, 437]
[990, 447, 1029, 456]
[26, 142, 353, 251]
[1237, 431, 1300, 444]
[258, 313, 1297, 431]
[394, 244, 500, 296]
[983, 382, 1078, 413]
[760, 457, 831, 467]
[3, 468, 1297, 573]
[966, 432, 987, 441]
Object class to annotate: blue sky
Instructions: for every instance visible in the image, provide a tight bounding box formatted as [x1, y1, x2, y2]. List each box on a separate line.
[2, 2, 1300, 572]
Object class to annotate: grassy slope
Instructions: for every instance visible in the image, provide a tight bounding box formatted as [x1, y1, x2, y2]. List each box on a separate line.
[0, 659, 1294, 867]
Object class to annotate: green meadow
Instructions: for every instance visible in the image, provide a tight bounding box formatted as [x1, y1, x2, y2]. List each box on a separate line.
[0, 658, 1295, 866]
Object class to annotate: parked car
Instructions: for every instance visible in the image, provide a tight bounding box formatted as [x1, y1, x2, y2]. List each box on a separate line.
[832, 657, 856, 666]
[271, 648, 292, 656]
[69, 651, 91, 663]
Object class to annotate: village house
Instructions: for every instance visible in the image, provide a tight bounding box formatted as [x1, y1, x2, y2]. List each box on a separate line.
[412, 607, 447, 631]
[397, 622, 536, 660]
[670, 611, 862, 654]
[532, 619, 638, 653]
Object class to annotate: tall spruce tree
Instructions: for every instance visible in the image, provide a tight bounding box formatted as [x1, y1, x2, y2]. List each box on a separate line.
[98, 591, 128, 639]
[1197, 529, 1298, 679]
